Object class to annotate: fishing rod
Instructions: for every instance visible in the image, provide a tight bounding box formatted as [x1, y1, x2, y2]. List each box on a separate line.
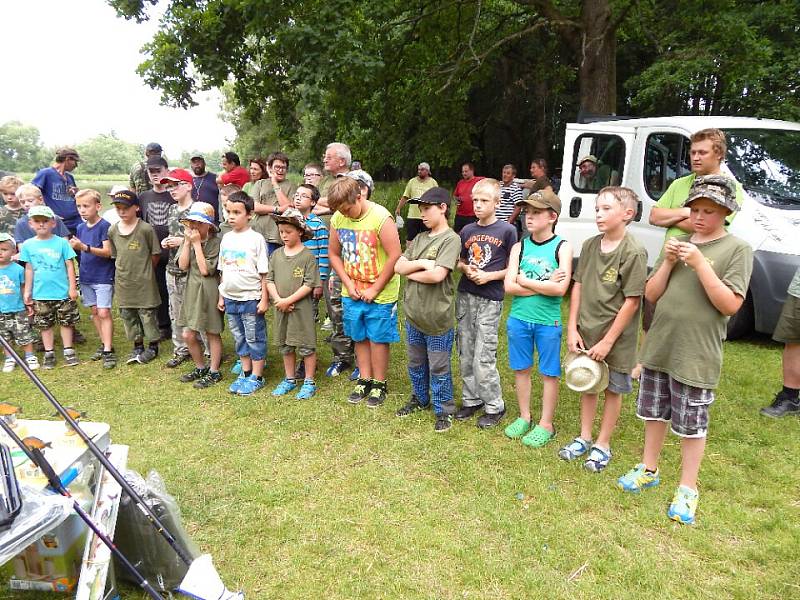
[0, 417, 163, 600]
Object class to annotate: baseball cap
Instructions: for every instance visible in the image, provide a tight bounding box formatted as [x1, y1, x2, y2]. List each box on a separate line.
[577, 154, 598, 166]
[516, 189, 561, 215]
[684, 174, 739, 213]
[0, 233, 15, 245]
[110, 190, 139, 207]
[146, 155, 169, 169]
[160, 168, 194, 185]
[145, 142, 163, 153]
[190, 154, 205, 161]
[108, 185, 129, 196]
[180, 202, 218, 232]
[345, 170, 374, 194]
[409, 187, 450, 206]
[56, 147, 80, 161]
[272, 208, 313, 241]
[418, 162, 431, 171]
[28, 206, 56, 220]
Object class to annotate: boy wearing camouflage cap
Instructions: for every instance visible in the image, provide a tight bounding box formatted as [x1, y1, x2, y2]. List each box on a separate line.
[618, 174, 753, 525]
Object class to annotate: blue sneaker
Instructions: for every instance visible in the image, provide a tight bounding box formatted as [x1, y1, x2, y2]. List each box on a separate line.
[272, 377, 297, 396]
[228, 374, 248, 394]
[238, 374, 265, 396]
[325, 361, 349, 377]
[349, 366, 360, 381]
[296, 379, 317, 400]
[618, 463, 660, 493]
[668, 485, 699, 525]
[230, 359, 242, 375]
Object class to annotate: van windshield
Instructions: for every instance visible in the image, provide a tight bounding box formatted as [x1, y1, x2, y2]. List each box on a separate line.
[724, 129, 800, 209]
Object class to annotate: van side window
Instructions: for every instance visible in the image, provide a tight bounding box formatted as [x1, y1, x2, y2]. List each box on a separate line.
[572, 134, 625, 192]
[644, 133, 691, 200]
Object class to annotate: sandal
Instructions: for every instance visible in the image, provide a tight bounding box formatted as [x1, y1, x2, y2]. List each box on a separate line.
[521, 424, 556, 448]
[504, 417, 531, 439]
[558, 437, 592, 461]
[584, 445, 612, 473]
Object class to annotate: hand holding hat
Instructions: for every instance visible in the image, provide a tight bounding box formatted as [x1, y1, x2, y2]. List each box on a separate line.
[564, 350, 609, 394]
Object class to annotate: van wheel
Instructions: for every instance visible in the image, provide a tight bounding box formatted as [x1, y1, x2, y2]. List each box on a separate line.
[727, 290, 754, 340]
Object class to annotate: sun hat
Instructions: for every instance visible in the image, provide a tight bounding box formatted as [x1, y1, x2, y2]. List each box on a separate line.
[160, 168, 194, 185]
[684, 174, 739, 213]
[272, 208, 313, 242]
[564, 351, 609, 394]
[515, 189, 561, 215]
[180, 202, 218, 232]
[110, 190, 139, 207]
[28, 206, 56, 220]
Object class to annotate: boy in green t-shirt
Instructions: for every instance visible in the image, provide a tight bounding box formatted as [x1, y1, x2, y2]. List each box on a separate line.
[266, 209, 321, 399]
[559, 187, 647, 473]
[107, 190, 163, 365]
[393, 187, 461, 432]
[618, 175, 753, 526]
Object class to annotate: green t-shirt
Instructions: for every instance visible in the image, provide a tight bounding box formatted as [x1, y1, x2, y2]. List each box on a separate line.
[250, 179, 297, 243]
[642, 233, 753, 388]
[402, 228, 461, 335]
[787, 266, 800, 299]
[267, 246, 321, 349]
[402, 176, 438, 220]
[573, 232, 647, 372]
[509, 235, 565, 326]
[177, 236, 224, 334]
[108, 220, 161, 309]
[656, 173, 743, 242]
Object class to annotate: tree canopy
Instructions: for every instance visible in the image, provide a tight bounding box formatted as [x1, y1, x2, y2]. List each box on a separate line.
[110, 0, 800, 177]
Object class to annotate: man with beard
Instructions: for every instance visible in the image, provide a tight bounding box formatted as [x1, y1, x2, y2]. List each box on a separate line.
[395, 162, 438, 243]
[32, 147, 82, 236]
[189, 155, 219, 217]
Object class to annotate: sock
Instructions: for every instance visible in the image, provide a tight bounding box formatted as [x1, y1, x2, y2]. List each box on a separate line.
[304, 378, 315, 385]
[286, 378, 296, 383]
[44, 349, 55, 355]
[255, 375, 263, 381]
[782, 386, 799, 401]
[243, 370, 252, 377]
[63, 347, 75, 356]
[645, 468, 657, 474]
[371, 379, 387, 389]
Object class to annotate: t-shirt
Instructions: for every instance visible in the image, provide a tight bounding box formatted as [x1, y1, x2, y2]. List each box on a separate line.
[19, 236, 76, 301]
[402, 229, 461, 335]
[498, 182, 523, 222]
[31, 167, 81, 232]
[191, 172, 220, 210]
[249, 179, 297, 243]
[642, 234, 753, 388]
[656, 173, 743, 242]
[14, 214, 70, 245]
[303, 213, 330, 280]
[510, 235, 564, 326]
[178, 236, 224, 334]
[266, 246, 321, 349]
[0, 206, 25, 236]
[573, 233, 648, 372]
[457, 219, 517, 301]
[454, 176, 485, 217]
[788, 266, 800, 299]
[221, 166, 250, 188]
[331, 202, 400, 304]
[0, 263, 25, 313]
[218, 228, 270, 301]
[108, 220, 161, 309]
[402, 176, 438, 220]
[165, 202, 194, 275]
[76, 219, 115, 284]
[139, 189, 175, 261]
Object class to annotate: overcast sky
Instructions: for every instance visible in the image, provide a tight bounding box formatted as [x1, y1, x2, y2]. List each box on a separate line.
[3, 1, 236, 159]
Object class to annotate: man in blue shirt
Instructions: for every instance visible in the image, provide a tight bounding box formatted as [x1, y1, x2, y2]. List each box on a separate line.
[189, 155, 220, 215]
[31, 148, 82, 235]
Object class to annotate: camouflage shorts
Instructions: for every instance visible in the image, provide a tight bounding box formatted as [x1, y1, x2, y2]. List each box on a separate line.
[0, 310, 35, 346]
[33, 299, 81, 330]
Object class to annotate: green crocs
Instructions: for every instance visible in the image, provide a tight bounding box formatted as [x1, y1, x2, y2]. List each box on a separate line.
[504, 417, 531, 439]
[521, 424, 556, 448]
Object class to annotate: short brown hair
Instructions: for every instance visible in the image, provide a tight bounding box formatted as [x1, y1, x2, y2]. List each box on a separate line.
[75, 189, 101, 204]
[327, 177, 360, 212]
[690, 128, 727, 158]
[598, 186, 639, 222]
[0, 176, 24, 194]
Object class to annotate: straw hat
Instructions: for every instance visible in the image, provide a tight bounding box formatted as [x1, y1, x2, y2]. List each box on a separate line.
[564, 351, 609, 394]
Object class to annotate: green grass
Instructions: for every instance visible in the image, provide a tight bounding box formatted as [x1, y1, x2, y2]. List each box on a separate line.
[0, 292, 796, 600]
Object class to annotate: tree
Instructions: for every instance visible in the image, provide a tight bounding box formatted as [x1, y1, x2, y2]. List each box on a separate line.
[76, 133, 143, 174]
[0, 121, 48, 172]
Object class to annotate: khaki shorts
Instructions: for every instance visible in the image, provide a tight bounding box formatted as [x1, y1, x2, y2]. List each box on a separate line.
[773, 294, 800, 344]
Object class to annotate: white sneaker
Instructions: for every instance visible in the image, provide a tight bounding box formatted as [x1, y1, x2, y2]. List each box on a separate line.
[25, 355, 40, 370]
[2, 358, 15, 373]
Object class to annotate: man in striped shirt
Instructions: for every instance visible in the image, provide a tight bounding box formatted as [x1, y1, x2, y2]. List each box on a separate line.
[498, 164, 523, 234]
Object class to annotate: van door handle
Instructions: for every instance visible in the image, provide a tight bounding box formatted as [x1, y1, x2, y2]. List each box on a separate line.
[569, 197, 582, 218]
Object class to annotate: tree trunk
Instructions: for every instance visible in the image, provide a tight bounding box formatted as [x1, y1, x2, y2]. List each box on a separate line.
[578, 0, 617, 114]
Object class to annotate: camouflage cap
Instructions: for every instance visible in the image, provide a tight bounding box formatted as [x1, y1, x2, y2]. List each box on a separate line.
[516, 189, 562, 215]
[684, 174, 739, 213]
[272, 207, 313, 242]
[28, 206, 56, 220]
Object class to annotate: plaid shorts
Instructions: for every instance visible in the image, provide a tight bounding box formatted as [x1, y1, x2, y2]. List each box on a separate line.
[0, 310, 35, 346]
[33, 299, 80, 330]
[636, 367, 714, 438]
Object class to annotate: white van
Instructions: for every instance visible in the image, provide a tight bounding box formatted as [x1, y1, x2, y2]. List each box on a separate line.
[556, 116, 800, 338]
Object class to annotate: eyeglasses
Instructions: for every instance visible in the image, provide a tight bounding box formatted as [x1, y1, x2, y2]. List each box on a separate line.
[304, 172, 322, 178]
[271, 164, 287, 171]
[294, 192, 313, 200]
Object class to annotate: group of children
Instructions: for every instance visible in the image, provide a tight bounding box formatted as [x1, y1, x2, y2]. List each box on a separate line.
[0, 166, 753, 525]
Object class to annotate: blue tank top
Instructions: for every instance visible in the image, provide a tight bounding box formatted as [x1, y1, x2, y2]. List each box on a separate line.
[509, 235, 564, 326]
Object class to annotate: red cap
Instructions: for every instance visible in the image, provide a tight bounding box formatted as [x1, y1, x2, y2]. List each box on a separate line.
[160, 168, 193, 185]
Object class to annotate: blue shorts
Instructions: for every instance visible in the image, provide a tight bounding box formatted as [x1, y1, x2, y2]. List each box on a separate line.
[81, 283, 114, 309]
[506, 316, 562, 376]
[342, 297, 399, 344]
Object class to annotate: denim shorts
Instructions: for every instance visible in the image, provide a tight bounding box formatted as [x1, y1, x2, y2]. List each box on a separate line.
[81, 283, 114, 309]
[636, 367, 713, 438]
[506, 317, 562, 376]
[223, 298, 267, 361]
[342, 297, 400, 343]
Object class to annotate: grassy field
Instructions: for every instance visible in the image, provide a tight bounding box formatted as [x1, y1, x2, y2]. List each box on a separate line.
[0, 180, 797, 599]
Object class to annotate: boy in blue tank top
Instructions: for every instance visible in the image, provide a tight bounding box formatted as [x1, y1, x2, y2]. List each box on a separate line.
[503, 191, 572, 447]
